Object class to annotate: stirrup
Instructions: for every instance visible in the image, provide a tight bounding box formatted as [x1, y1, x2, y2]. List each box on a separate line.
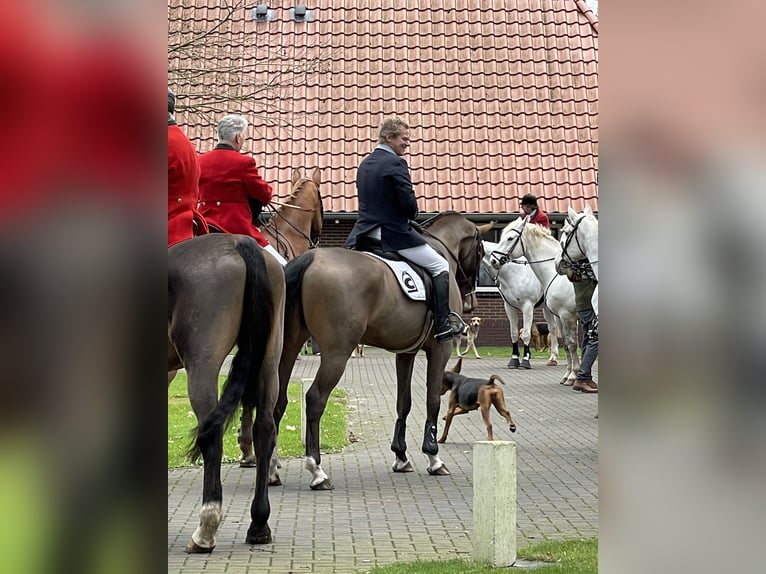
[434, 313, 468, 341]
[450, 312, 469, 335]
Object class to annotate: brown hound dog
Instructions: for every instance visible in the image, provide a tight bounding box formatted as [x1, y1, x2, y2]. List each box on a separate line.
[438, 358, 517, 443]
[456, 316, 482, 358]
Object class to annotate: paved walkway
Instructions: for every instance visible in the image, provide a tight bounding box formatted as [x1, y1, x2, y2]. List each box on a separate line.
[168, 350, 598, 573]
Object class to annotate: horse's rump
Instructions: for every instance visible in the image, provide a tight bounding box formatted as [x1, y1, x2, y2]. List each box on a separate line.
[289, 248, 430, 352]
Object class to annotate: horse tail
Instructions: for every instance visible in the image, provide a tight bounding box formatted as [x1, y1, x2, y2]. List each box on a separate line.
[284, 250, 315, 331]
[188, 237, 274, 463]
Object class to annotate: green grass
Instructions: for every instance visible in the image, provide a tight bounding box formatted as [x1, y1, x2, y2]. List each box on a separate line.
[454, 346, 564, 359]
[168, 372, 349, 468]
[365, 537, 597, 573]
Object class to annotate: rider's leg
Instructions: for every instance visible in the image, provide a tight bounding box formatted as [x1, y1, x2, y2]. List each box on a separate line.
[398, 244, 465, 341]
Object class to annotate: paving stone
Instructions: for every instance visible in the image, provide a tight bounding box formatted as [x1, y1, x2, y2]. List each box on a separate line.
[169, 352, 598, 572]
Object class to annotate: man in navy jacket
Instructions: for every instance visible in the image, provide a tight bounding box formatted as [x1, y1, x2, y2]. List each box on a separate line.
[345, 117, 465, 341]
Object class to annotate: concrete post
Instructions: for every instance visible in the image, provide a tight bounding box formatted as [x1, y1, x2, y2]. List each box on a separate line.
[473, 440, 517, 567]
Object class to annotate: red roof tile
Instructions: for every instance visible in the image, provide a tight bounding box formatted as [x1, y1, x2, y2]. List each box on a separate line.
[169, 0, 598, 215]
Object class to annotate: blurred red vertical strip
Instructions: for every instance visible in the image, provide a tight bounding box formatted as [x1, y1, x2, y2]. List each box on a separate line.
[0, 3, 162, 222]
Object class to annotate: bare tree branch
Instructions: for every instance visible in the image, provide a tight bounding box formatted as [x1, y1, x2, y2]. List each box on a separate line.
[168, 0, 334, 121]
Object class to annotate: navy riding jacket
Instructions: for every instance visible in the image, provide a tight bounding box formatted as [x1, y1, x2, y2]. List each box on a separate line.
[344, 147, 426, 251]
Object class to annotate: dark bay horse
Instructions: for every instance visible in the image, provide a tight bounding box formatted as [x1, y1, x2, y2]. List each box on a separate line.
[237, 167, 323, 466]
[168, 233, 285, 551]
[272, 212, 489, 489]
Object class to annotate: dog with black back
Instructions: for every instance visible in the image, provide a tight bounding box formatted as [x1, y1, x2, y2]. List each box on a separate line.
[438, 358, 517, 443]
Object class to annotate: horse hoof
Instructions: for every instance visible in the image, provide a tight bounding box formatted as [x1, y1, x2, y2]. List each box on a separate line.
[507, 358, 520, 369]
[239, 459, 257, 468]
[246, 525, 272, 545]
[520, 359, 531, 369]
[547, 359, 558, 366]
[561, 379, 574, 386]
[310, 479, 334, 491]
[392, 460, 414, 473]
[510, 425, 517, 433]
[427, 464, 450, 476]
[185, 541, 215, 554]
[268, 476, 282, 487]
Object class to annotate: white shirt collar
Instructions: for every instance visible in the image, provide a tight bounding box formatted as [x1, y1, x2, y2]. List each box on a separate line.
[375, 144, 396, 155]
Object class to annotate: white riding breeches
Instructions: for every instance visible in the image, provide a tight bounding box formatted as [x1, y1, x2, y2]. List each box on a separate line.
[398, 243, 449, 276]
[263, 243, 288, 266]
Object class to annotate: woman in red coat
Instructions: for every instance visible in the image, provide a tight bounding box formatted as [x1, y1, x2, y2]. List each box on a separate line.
[168, 89, 207, 247]
[198, 114, 287, 265]
[520, 193, 550, 228]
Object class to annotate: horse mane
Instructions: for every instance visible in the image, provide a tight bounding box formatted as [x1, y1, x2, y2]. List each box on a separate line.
[421, 210, 461, 229]
[272, 177, 323, 219]
[283, 178, 312, 206]
[524, 222, 554, 240]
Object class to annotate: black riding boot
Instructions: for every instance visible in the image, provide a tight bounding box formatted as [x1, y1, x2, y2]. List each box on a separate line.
[432, 271, 466, 342]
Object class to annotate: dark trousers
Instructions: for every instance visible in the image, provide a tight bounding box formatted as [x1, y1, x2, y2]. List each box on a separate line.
[577, 308, 598, 381]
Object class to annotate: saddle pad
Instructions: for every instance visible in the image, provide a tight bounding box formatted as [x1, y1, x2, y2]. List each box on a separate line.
[361, 252, 426, 301]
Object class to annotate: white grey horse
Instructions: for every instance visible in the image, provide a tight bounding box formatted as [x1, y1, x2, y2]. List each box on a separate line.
[491, 219, 581, 386]
[482, 240, 560, 369]
[555, 205, 599, 317]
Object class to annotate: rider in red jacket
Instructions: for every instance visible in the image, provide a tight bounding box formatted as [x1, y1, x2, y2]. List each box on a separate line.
[198, 114, 286, 265]
[168, 89, 208, 247]
[520, 193, 550, 228]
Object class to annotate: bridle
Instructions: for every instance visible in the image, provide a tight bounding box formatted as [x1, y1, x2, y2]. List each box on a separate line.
[490, 217, 558, 269]
[421, 223, 484, 297]
[261, 180, 322, 258]
[559, 214, 597, 280]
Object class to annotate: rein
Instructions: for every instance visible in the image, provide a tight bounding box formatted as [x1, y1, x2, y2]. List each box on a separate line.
[421, 223, 483, 295]
[261, 179, 321, 257]
[559, 214, 598, 279]
[490, 217, 526, 268]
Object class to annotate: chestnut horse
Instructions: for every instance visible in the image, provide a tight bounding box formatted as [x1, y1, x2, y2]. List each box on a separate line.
[271, 212, 487, 490]
[237, 167, 323, 466]
[261, 167, 323, 260]
[168, 234, 285, 551]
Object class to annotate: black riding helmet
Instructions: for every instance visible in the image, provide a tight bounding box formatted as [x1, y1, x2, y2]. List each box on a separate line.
[520, 193, 538, 208]
[168, 88, 176, 114]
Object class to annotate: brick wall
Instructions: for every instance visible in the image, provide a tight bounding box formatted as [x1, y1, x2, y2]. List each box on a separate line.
[317, 219, 355, 248]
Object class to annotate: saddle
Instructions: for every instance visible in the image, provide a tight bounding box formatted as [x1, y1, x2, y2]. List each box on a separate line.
[351, 236, 433, 303]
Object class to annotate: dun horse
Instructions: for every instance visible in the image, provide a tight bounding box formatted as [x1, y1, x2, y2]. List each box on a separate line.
[237, 167, 323, 467]
[271, 212, 486, 490]
[168, 234, 285, 551]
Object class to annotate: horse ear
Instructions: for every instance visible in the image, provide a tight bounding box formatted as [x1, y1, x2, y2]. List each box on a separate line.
[568, 205, 578, 220]
[476, 222, 494, 235]
[312, 167, 321, 187]
[291, 168, 302, 185]
[584, 204, 593, 215]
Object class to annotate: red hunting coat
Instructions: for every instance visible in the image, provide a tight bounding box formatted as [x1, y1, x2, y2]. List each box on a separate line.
[168, 123, 207, 247]
[198, 145, 273, 246]
[526, 209, 550, 228]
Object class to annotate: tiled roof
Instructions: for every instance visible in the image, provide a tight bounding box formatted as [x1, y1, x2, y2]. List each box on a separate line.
[169, 1, 598, 215]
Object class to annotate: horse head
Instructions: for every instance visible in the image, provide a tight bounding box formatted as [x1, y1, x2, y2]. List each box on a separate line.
[555, 204, 598, 277]
[491, 217, 526, 269]
[422, 212, 485, 300]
